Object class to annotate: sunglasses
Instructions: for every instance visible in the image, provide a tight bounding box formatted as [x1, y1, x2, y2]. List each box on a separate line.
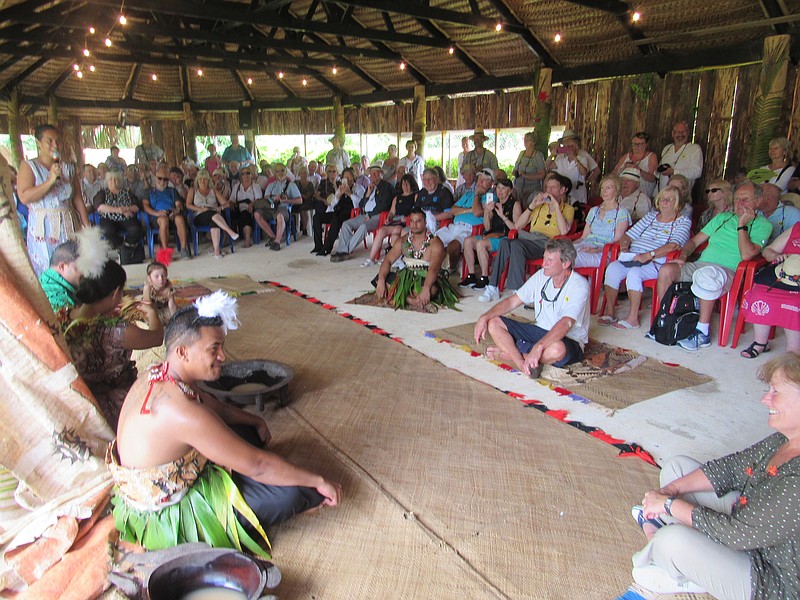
[157, 176, 169, 182]
[241, 171, 252, 175]
[705, 187, 722, 194]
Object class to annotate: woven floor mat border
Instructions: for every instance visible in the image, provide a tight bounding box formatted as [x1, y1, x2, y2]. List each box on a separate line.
[263, 280, 656, 467]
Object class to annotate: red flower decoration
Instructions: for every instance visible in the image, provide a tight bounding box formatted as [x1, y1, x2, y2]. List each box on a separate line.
[538, 91, 549, 102]
[745, 467, 753, 476]
[767, 465, 778, 477]
[738, 496, 748, 507]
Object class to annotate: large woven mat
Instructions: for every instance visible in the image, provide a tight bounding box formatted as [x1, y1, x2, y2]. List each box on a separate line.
[127, 274, 273, 304]
[220, 287, 660, 599]
[426, 321, 712, 410]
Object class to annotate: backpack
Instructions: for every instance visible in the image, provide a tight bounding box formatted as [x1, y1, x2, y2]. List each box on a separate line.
[648, 281, 700, 345]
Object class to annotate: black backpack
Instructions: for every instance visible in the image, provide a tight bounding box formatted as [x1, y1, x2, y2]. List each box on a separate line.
[648, 281, 700, 345]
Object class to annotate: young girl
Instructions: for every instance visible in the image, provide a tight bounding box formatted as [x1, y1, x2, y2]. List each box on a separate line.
[141, 261, 177, 324]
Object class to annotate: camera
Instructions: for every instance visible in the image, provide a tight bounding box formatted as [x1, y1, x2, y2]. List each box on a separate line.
[556, 146, 570, 155]
[657, 163, 671, 173]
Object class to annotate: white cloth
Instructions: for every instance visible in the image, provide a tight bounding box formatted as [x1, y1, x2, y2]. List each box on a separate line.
[435, 221, 473, 246]
[765, 163, 795, 193]
[515, 270, 590, 346]
[399, 155, 425, 189]
[230, 181, 263, 211]
[658, 143, 703, 190]
[554, 150, 598, 205]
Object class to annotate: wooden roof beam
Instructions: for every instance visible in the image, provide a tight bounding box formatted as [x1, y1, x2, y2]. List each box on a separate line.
[484, 0, 557, 67]
[415, 19, 486, 78]
[45, 64, 76, 97]
[301, 31, 385, 91]
[0, 56, 49, 97]
[232, 69, 255, 101]
[759, 0, 789, 34]
[264, 68, 297, 99]
[560, 0, 652, 54]
[122, 64, 142, 101]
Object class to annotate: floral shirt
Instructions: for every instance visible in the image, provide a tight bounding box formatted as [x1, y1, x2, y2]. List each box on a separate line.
[697, 432, 800, 600]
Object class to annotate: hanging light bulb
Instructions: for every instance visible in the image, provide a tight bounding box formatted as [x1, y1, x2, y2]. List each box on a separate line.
[247, 77, 253, 85]
[83, 48, 90, 57]
[104, 37, 112, 47]
[448, 47, 454, 55]
[88, 26, 95, 34]
[151, 73, 158, 81]
[302, 78, 307, 86]
[197, 68, 203, 76]
[119, 14, 127, 25]
[632, 11, 641, 22]
[278, 71, 284, 79]
[554, 33, 562, 42]
[89, 65, 95, 72]
[399, 62, 406, 70]
[332, 66, 338, 75]
[73, 63, 80, 71]
[76, 71, 83, 79]
[495, 22, 502, 32]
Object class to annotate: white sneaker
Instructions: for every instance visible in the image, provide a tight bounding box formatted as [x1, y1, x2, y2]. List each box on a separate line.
[478, 286, 500, 303]
[632, 565, 706, 594]
[360, 258, 375, 267]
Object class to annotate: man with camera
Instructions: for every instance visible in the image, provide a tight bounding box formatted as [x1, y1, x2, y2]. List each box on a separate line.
[548, 130, 598, 206]
[657, 121, 704, 192]
[312, 167, 364, 257]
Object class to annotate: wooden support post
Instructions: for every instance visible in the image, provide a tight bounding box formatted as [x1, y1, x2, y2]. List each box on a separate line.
[333, 95, 345, 143]
[412, 84, 426, 155]
[7, 89, 24, 168]
[748, 35, 791, 170]
[48, 95, 58, 127]
[183, 102, 197, 163]
[532, 68, 553, 156]
[244, 129, 256, 164]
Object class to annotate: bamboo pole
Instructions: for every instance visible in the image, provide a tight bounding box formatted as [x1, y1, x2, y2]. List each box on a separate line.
[412, 84, 426, 155]
[532, 68, 553, 155]
[7, 89, 23, 168]
[183, 102, 197, 163]
[47, 95, 58, 127]
[333, 95, 345, 142]
[748, 35, 791, 170]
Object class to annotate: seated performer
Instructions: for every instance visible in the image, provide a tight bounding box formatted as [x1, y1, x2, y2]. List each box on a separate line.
[39, 239, 81, 311]
[473, 239, 589, 379]
[374, 209, 459, 311]
[108, 292, 342, 556]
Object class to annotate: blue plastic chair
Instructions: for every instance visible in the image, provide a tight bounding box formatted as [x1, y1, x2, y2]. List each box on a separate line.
[254, 205, 293, 246]
[141, 210, 189, 259]
[189, 209, 235, 256]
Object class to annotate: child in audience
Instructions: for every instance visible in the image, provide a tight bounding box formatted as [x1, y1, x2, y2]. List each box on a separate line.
[140, 261, 176, 324]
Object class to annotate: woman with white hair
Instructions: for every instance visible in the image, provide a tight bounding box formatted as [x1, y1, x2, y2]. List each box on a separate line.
[94, 169, 144, 259]
[763, 137, 795, 193]
[512, 131, 546, 207]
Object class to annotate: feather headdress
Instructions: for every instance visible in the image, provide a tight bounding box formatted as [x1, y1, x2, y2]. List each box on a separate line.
[75, 227, 112, 278]
[194, 290, 240, 333]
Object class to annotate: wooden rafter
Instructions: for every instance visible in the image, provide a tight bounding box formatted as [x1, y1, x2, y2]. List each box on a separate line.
[415, 19, 486, 78]
[0, 56, 49, 96]
[483, 0, 556, 67]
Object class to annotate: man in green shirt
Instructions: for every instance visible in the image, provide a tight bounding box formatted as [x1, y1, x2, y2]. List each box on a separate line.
[38, 240, 81, 311]
[656, 181, 772, 350]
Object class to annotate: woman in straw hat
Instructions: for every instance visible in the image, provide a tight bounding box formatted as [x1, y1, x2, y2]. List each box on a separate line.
[629, 351, 800, 599]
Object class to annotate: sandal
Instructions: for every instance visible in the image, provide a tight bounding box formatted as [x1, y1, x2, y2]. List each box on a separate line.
[598, 315, 616, 326]
[631, 505, 665, 531]
[741, 341, 770, 359]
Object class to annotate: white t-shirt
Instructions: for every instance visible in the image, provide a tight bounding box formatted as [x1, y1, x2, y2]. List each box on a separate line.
[658, 143, 703, 190]
[554, 150, 598, 205]
[515, 270, 590, 346]
[399, 155, 425, 188]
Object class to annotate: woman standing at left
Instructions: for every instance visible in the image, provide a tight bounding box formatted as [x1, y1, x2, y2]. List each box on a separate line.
[512, 131, 546, 208]
[17, 124, 90, 276]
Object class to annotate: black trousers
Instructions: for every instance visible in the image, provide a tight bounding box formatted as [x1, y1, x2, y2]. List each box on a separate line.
[312, 198, 353, 252]
[99, 216, 143, 249]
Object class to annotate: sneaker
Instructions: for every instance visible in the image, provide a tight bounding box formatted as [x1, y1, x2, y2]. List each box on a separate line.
[330, 252, 344, 262]
[180, 249, 190, 260]
[632, 565, 706, 595]
[473, 276, 489, 289]
[677, 329, 711, 351]
[361, 258, 375, 267]
[269, 241, 281, 251]
[478, 286, 500, 303]
[459, 274, 477, 288]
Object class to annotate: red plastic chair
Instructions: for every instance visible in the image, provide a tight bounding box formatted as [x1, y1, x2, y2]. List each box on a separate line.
[640, 250, 683, 325]
[460, 223, 486, 279]
[730, 257, 769, 349]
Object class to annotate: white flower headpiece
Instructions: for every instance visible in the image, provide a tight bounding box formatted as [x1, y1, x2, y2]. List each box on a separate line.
[76, 227, 112, 278]
[194, 290, 240, 333]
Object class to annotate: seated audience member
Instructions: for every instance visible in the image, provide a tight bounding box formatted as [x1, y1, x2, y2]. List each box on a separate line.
[629, 352, 800, 599]
[230, 165, 262, 248]
[512, 131, 546, 206]
[460, 177, 521, 289]
[612, 132, 658, 198]
[294, 167, 315, 237]
[455, 164, 477, 202]
[697, 179, 733, 230]
[436, 168, 492, 271]
[330, 161, 394, 262]
[473, 239, 589, 379]
[94, 170, 144, 261]
[227, 160, 241, 185]
[61, 244, 163, 427]
[619, 168, 653, 223]
[124, 164, 148, 201]
[572, 174, 631, 268]
[414, 167, 455, 219]
[212, 167, 232, 200]
[657, 121, 703, 193]
[186, 169, 240, 259]
[144, 166, 190, 258]
[740, 222, 800, 357]
[374, 209, 457, 311]
[39, 240, 81, 311]
[82, 164, 103, 212]
[758, 182, 800, 243]
[479, 173, 574, 302]
[668, 173, 694, 219]
[598, 186, 691, 329]
[105, 146, 127, 173]
[656, 181, 772, 351]
[169, 166, 189, 200]
[353, 161, 369, 190]
[261, 162, 302, 251]
[315, 167, 364, 257]
[763, 136, 795, 193]
[109, 293, 341, 554]
[547, 130, 598, 206]
[393, 165, 407, 194]
[311, 164, 339, 255]
[434, 165, 454, 194]
[307, 160, 321, 189]
[363, 173, 419, 267]
[96, 163, 109, 187]
[141, 261, 177, 325]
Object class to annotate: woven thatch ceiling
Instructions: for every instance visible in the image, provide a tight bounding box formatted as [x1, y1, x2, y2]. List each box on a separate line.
[1, 0, 799, 116]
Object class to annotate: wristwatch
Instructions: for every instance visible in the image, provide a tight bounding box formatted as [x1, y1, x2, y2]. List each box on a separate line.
[649, 250, 656, 258]
[664, 497, 676, 516]
[737, 225, 748, 231]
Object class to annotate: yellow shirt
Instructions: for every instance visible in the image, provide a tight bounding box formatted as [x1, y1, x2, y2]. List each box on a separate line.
[528, 202, 575, 238]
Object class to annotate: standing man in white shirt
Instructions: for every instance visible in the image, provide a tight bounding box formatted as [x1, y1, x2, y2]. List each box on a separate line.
[549, 129, 598, 206]
[657, 121, 704, 193]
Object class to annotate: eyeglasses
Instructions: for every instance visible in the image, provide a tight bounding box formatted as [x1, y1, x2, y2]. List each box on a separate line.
[156, 176, 169, 182]
[241, 171, 252, 176]
[540, 277, 566, 304]
[705, 187, 722, 194]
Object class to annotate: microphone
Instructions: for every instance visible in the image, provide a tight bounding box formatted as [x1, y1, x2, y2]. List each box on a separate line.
[51, 150, 62, 180]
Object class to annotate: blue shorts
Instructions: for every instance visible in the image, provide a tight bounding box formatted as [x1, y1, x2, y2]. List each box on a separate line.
[476, 235, 503, 252]
[499, 317, 584, 367]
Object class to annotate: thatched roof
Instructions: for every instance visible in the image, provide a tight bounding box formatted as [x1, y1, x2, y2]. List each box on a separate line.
[1, 0, 799, 124]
